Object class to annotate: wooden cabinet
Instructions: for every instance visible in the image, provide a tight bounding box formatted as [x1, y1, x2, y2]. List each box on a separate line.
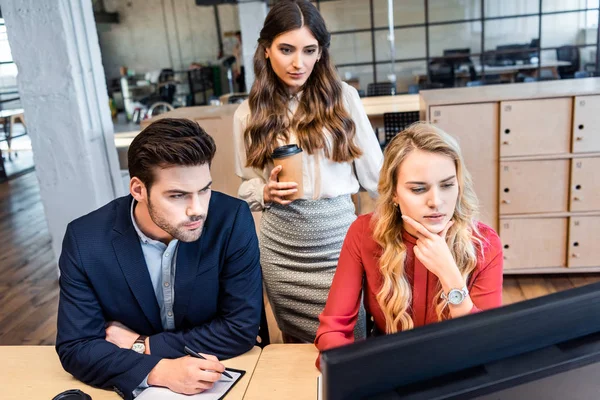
[500, 160, 569, 214]
[568, 216, 600, 268]
[421, 79, 600, 273]
[570, 157, 600, 212]
[499, 98, 572, 157]
[572, 95, 600, 153]
[500, 218, 567, 270]
[431, 103, 498, 230]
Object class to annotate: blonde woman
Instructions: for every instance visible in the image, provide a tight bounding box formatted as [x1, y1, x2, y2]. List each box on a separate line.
[233, 0, 382, 343]
[315, 122, 503, 362]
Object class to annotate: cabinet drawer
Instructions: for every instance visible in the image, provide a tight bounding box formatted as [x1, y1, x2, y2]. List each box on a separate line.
[500, 160, 569, 214]
[500, 98, 572, 157]
[570, 157, 600, 212]
[568, 216, 600, 268]
[500, 218, 567, 270]
[430, 102, 498, 230]
[573, 95, 600, 153]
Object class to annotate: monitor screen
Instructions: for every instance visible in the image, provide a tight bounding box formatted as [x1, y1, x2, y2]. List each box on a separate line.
[443, 48, 472, 66]
[320, 281, 600, 400]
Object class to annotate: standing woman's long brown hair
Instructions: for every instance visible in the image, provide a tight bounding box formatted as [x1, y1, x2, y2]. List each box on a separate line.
[244, 0, 362, 169]
[233, 0, 383, 344]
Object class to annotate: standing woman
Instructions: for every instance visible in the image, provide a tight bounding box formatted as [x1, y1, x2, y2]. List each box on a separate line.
[233, 0, 383, 343]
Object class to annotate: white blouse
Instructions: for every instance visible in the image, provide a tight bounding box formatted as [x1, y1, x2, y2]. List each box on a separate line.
[232, 82, 383, 211]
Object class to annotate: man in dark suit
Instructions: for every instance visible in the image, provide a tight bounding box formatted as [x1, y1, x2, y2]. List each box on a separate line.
[56, 118, 262, 399]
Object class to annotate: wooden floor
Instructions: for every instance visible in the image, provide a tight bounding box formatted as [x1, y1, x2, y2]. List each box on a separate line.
[1, 172, 600, 346]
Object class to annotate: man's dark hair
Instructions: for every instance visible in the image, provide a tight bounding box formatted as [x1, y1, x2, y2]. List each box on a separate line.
[128, 118, 216, 190]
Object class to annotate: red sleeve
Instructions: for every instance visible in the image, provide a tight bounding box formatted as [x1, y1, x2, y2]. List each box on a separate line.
[314, 216, 367, 368]
[469, 225, 504, 314]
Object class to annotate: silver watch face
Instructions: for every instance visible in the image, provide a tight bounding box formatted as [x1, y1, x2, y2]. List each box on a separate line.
[132, 342, 145, 354]
[448, 289, 465, 305]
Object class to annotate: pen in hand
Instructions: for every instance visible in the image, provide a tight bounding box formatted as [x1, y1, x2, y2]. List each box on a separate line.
[184, 345, 233, 379]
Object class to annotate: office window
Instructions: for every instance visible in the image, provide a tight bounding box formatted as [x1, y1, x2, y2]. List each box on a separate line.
[542, 0, 589, 13]
[542, 11, 596, 48]
[337, 64, 374, 91]
[484, 16, 539, 51]
[375, 60, 426, 93]
[429, 22, 483, 58]
[484, 0, 539, 18]
[375, 27, 426, 62]
[429, 0, 479, 23]
[372, 0, 424, 27]
[308, 0, 599, 88]
[330, 31, 372, 64]
[319, 0, 371, 31]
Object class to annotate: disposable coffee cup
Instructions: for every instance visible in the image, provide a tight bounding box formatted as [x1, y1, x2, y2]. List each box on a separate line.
[272, 144, 304, 201]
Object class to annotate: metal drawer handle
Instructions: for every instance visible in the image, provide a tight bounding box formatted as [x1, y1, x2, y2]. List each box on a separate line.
[501, 199, 511, 204]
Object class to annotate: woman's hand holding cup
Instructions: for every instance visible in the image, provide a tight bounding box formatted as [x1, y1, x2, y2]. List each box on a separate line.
[264, 165, 298, 205]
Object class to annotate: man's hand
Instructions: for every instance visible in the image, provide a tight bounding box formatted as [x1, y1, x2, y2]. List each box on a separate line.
[105, 321, 139, 350]
[147, 355, 225, 395]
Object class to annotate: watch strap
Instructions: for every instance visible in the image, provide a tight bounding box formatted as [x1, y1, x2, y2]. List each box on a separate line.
[133, 335, 148, 347]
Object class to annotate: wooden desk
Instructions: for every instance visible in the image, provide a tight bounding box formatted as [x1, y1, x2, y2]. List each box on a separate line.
[413, 61, 571, 84]
[0, 345, 262, 400]
[361, 94, 420, 128]
[244, 344, 320, 400]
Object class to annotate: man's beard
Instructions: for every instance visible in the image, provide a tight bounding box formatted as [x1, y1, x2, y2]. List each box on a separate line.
[147, 200, 205, 242]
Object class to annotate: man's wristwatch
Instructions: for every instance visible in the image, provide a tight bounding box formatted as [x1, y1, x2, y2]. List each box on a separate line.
[441, 286, 469, 306]
[131, 335, 148, 354]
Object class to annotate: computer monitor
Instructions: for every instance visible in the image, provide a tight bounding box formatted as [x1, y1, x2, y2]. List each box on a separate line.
[320, 281, 600, 400]
[495, 44, 531, 64]
[443, 48, 472, 66]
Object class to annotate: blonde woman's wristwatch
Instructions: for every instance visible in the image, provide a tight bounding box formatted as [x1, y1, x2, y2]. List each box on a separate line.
[442, 286, 469, 305]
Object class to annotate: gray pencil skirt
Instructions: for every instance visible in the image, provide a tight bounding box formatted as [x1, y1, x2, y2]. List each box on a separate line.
[259, 194, 367, 343]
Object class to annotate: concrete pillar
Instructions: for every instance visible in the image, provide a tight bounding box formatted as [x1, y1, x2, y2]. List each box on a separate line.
[238, 1, 268, 90]
[1, 0, 124, 264]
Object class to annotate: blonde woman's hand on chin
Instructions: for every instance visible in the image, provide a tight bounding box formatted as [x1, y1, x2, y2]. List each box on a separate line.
[402, 215, 474, 317]
[401, 215, 463, 285]
[263, 165, 298, 205]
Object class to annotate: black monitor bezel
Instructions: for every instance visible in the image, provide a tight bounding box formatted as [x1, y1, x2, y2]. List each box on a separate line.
[321, 281, 600, 400]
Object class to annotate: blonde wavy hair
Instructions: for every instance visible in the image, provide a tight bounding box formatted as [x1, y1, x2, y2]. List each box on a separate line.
[372, 122, 484, 334]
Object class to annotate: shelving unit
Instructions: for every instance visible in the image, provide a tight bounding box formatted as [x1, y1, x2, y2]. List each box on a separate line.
[421, 78, 600, 273]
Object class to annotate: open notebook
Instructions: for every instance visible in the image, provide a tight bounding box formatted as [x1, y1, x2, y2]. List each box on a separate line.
[136, 368, 245, 400]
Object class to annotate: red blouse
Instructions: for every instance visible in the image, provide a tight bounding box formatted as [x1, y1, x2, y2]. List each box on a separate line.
[315, 213, 503, 358]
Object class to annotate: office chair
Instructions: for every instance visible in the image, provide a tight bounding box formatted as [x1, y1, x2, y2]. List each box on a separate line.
[367, 82, 395, 97]
[383, 111, 420, 147]
[428, 59, 455, 88]
[556, 45, 580, 79]
[227, 93, 249, 104]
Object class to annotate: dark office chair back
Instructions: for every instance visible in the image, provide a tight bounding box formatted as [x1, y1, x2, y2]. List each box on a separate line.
[367, 82, 395, 97]
[556, 45, 580, 79]
[428, 59, 455, 88]
[227, 93, 249, 104]
[383, 111, 420, 147]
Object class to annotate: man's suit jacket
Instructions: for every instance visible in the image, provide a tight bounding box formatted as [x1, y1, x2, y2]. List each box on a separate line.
[55, 192, 262, 399]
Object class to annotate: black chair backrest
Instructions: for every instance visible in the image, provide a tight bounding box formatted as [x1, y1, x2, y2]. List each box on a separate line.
[383, 111, 421, 146]
[367, 82, 395, 97]
[556, 45, 580, 77]
[428, 59, 455, 88]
